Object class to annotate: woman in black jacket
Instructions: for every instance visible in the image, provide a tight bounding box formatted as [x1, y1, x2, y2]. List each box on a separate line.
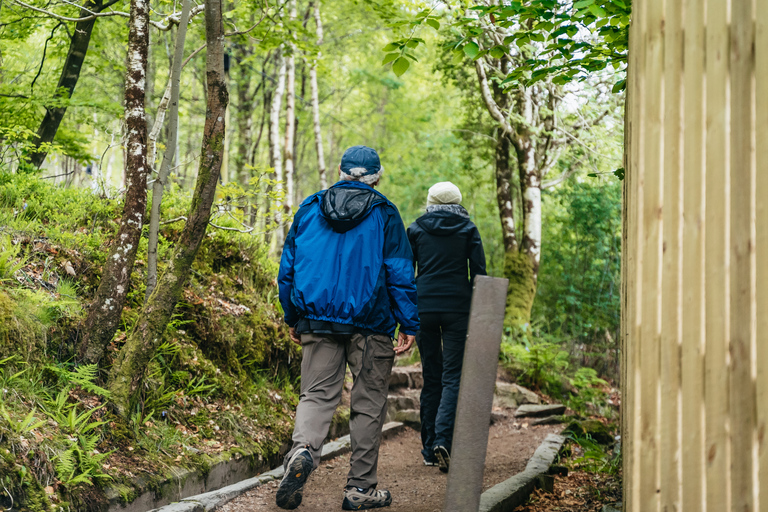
[407, 181, 486, 473]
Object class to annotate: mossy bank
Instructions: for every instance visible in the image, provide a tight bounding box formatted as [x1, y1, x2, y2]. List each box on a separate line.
[0, 177, 301, 511]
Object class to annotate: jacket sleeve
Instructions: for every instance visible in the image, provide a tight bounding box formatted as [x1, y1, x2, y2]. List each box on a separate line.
[406, 224, 418, 271]
[278, 212, 301, 327]
[468, 224, 487, 280]
[383, 206, 420, 335]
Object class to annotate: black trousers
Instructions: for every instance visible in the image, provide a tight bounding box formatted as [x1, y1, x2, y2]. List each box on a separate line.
[415, 311, 469, 460]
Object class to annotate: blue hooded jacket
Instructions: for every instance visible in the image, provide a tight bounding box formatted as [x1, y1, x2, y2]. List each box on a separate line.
[278, 181, 420, 337]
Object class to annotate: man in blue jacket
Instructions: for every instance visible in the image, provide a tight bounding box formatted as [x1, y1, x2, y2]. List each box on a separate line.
[276, 145, 419, 510]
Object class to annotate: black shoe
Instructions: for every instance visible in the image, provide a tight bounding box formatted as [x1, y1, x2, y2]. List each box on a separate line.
[342, 486, 392, 510]
[276, 448, 313, 509]
[423, 457, 439, 467]
[434, 445, 450, 473]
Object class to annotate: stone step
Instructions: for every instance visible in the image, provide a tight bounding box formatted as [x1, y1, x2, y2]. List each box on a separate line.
[514, 404, 567, 418]
[388, 366, 423, 390]
[494, 382, 541, 408]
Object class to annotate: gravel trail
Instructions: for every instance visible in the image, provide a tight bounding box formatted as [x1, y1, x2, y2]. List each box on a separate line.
[221, 418, 560, 512]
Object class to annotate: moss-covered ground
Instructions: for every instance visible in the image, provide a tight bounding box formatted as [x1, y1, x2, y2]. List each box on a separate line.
[0, 176, 303, 511]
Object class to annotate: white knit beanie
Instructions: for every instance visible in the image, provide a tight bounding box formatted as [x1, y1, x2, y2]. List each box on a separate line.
[426, 181, 462, 206]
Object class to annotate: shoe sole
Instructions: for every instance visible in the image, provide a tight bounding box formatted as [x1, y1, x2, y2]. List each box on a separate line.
[434, 446, 450, 474]
[276, 454, 313, 509]
[342, 496, 392, 510]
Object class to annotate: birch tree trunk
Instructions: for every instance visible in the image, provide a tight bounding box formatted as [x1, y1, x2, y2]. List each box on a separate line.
[268, 50, 287, 246]
[145, 0, 193, 301]
[78, 0, 150, 365]
[477, 57, 541, 327]
[108, 0, 229, 416]
[505, 134, 539, 325]
[283, 0, 298, 241]
[310, 0, 327, 189]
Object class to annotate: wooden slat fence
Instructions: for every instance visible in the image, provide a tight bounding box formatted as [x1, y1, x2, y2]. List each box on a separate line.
[623, 1, 766, 510]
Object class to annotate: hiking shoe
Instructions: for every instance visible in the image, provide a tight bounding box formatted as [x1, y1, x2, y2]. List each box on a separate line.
[423, 457, 439, 467]
[276, 448, 313, 509]
[342, 486, 392, 510]
[434, 445, 450, 473]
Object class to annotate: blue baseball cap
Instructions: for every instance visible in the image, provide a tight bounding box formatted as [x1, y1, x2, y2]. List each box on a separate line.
[340, 145, 381, 176]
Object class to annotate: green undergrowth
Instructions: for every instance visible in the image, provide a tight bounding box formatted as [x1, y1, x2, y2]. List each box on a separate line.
[0, 176, 302, 511]
[500, 325, 619, 422]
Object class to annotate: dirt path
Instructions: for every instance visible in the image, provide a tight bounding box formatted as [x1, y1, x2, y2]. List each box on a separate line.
[221, 419, 560, 512]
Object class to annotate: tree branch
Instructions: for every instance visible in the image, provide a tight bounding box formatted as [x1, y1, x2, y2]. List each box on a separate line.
[542, 164, 577, 189]
[11, 0, 204, 30]
[474, 57, 517, 139]
[30, 21, 63, 93]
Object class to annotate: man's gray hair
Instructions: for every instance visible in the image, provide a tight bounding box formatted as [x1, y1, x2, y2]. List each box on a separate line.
[340, 166, 384, 186]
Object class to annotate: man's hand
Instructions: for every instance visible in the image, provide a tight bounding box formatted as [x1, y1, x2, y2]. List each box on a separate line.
[289, 327, 301, 345]
[394, 332, 415, 355]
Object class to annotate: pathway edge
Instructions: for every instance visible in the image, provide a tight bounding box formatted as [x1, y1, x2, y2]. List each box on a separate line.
[145, 421, 407, 512]
[478, 433, 566, 512]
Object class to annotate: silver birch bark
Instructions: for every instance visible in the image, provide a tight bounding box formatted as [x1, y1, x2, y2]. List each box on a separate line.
[283, 0, 297, 238]
[145, 0, 192, 301]
[78, 0, 149, 364]
[310, 0, 327, 189]
[108, 0, 228, 415]
[269, 49, 287, 245]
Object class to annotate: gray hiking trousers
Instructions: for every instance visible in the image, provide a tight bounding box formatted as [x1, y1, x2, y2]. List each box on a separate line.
[283, 332, 395, 489]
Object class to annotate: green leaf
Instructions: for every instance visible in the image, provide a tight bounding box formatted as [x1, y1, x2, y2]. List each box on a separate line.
[452, 49, 464, 65]
[587, 173, 598, 178]
[612, 78, 627, 93]
[382, 53, 399, 65]
[382, 43, 399, 52]
[489, 46, 506, 59]
[425, 18, 440, 30]
[405, 40, 419, 49]
[573, 0, 595, 8]
[463, 42, 480, 58]
[588, 4, 607, 17]
[392, 57, 410, 77]
[614, 168, 626, 180]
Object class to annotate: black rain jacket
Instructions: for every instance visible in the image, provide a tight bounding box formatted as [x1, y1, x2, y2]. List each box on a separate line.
[406, 208, 487, 314]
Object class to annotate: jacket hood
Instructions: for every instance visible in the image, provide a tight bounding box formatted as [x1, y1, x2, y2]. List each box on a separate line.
[320, 181, 388, 233]
[415, 209, 470, 236]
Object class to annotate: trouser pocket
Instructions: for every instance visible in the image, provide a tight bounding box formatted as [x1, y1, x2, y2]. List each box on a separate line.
[363, 334, 395, 391]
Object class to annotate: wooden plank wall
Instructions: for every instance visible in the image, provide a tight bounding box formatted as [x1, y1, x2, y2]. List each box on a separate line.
[622, 1, 765, 510]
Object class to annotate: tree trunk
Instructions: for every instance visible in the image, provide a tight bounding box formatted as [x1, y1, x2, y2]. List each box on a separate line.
[78, 0, 150, 365]
[495, 133, 517, 254]
[268, 50, 287, 246]
[108, 0, 229, 416]
[494, 133, 535, 326]
[146, 0, 193, 301]
[28, 0, 115, 168]
[310, 0, 327, 189]
[503, 134, 540, 327]
[283, 0, 297, 241]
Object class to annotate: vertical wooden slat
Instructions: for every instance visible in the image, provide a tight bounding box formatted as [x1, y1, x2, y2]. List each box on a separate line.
[661, 0, 683, 507]
[755, 1, 768, 509]
[626, 0, 648, 508]
[705, 0, 731, 507]
[640, 0, 664, 507]
[680, 0, 706, 510]
[730, 1, 756, 510]
[621, 24, 635, 512]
